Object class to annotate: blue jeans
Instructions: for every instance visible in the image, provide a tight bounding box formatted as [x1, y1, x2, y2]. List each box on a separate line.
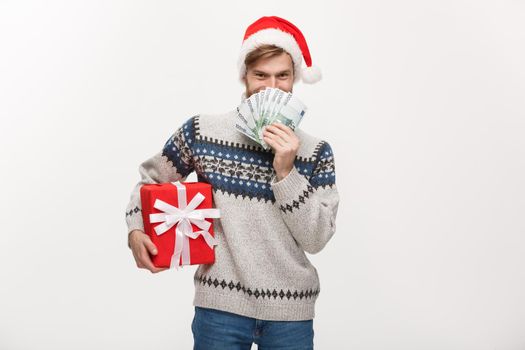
[191, 306, 314, 350]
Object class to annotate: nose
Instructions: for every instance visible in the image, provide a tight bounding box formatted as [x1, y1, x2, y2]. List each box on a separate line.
[268, 76, 277, 88]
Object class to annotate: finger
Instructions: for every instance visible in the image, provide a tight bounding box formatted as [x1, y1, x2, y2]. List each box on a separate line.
[263, 127, 287, 146]
[150, 266, 168, 273]
[265, 125, 290, 141]
[139, 251, 165, 273]
[270, 122, 294, 135]
[263, 132, 286, 148]
[265, 126, 300, 150]
[270, 123, 296, 141]
[137, 245, 154, 268]
[132, 250, 145, 268]
[136, 240, 167, 273]
[262, 134, 279, 151]
[144, 238, 158, 256]
[131, 249, 142, 268]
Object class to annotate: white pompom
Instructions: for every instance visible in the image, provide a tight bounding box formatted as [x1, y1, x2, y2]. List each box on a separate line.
[301, 65, 322, 84]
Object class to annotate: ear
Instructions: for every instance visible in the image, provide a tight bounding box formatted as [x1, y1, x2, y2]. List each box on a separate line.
[242, 71, 249, 84]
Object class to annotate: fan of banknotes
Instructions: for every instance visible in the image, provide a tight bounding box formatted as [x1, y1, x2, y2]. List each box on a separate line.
[235, 88, 307, 149]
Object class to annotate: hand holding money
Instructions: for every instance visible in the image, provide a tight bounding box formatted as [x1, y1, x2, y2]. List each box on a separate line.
[262, 122, 300, 181]
[235, 88, 307, 150]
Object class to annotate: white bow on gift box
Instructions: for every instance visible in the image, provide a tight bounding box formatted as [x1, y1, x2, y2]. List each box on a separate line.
[148, 182, 220, 268]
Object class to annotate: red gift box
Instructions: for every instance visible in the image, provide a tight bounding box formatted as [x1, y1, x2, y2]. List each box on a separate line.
[140, 181, 220, 268]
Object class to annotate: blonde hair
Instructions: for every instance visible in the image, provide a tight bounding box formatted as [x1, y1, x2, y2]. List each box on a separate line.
[244, 44, 294, 73]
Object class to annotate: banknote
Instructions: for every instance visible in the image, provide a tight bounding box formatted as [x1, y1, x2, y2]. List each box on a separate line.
[235, 88, 307, 149]
[235, 122, 259, 142]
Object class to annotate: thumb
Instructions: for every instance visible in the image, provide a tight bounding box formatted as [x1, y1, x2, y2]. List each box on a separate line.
[144, 239, 158, 256]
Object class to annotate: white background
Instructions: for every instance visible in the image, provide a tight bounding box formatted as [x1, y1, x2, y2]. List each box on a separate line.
[1, 0, 524, 349]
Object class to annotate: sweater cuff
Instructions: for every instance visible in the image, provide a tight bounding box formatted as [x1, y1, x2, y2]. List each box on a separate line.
[126, 210, 145, 235]
[271, 166, 310, 202]
[126, 215, 145, 248]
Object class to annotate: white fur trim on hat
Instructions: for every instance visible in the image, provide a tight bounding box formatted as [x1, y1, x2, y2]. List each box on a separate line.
[238, 28, 303, 83]
[301, 65, 322, 84]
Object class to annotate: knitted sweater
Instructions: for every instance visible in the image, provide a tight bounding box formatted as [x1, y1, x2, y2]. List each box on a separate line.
[125, 109, 339, 321]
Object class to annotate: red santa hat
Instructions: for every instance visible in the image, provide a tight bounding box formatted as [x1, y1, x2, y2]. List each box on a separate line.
[238, 16, 322, 84]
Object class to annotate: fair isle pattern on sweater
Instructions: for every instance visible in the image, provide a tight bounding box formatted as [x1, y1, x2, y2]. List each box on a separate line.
[160, 116, 336, 203]
[194, 274, 320, 300]
[125, 110, 339, 321]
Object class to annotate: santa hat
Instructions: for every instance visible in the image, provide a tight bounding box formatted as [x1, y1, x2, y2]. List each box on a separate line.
[237, 16, 322, 84]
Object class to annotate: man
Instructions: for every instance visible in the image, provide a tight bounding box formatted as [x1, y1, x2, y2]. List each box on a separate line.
[125, 16, 339, 349]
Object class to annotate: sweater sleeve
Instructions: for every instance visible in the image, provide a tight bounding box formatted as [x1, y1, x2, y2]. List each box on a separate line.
[270, 141, 339, 254]
[124, 117, 196, 235]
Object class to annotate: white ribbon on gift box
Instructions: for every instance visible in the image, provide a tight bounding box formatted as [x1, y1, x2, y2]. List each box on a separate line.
[149, 182, 220, 268]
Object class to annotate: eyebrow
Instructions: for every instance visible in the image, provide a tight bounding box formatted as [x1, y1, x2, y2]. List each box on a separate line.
[253, 70, 292, 75]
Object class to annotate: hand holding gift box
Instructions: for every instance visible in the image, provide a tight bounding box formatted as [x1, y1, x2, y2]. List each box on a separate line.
[140, 182, 220, 269]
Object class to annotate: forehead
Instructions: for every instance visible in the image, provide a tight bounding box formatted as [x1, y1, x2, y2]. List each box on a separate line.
[247, 52, 294, 72]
